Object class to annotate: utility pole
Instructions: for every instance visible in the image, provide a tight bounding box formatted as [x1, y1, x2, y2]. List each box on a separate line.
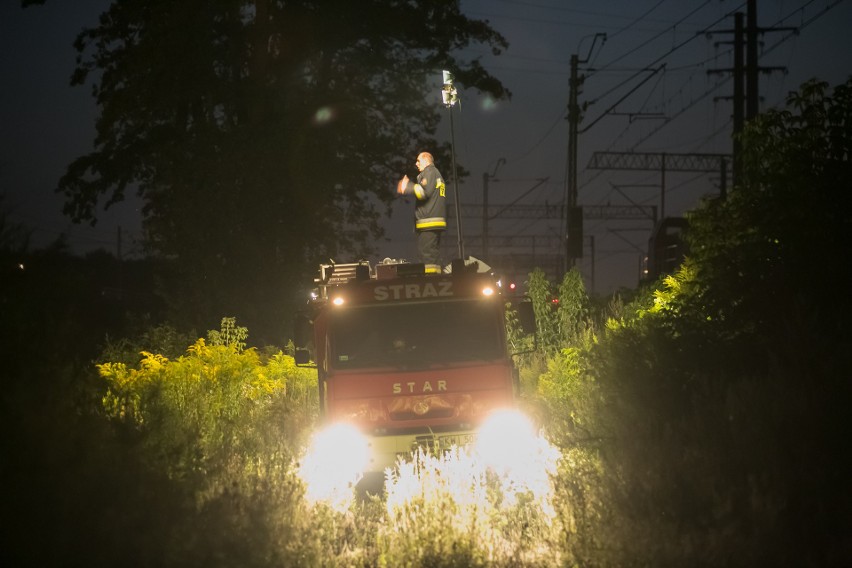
[442, 70, 463, 259]
[564, 33, 606, 273]
[564, 52, 580, 273]
[567, 54, 579, 212]
[734, 11, 744, 185]
[708, 1, 793, 187]
[746, 0, 759, 120]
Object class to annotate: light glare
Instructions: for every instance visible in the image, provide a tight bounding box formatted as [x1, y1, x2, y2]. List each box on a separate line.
[298, 423, 369, 511]
[475, 409, 559, 509]
[476, 409, 535, 470]
[385, 422, 562, 563]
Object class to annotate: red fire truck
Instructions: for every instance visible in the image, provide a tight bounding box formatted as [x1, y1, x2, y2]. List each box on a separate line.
[294, 258, 535, 492]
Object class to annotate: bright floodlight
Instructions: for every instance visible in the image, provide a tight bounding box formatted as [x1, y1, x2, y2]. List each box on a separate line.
[442, 70, 458, 107]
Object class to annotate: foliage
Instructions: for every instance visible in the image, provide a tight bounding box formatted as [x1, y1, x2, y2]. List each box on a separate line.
[92, 320, 327, 564]
[549, 446, 611, 565]
[99, 321, 198, 367]
[0, 194, 31, 254]
[57, 0, 510, 340]
[587, 78, 852, 565]
[504, 299, 533, 356]
[9, 79, 852, 563]
[555, 269, 591, 343]
[381, 447, 562, 568]
[99, 333, 316, 482]
[207, 315, 248, 351]
[0, 246, 177, 567]
[522, 267, 594, 357]
[524, 268, 560, 356]
[507, 80, 852, 563]
[516, 267, 600, 426]
[91, 318, 582, 567]
[503, 265, 620, 565]
[687, 78, 852, 354]
[530, 345, 614, 566]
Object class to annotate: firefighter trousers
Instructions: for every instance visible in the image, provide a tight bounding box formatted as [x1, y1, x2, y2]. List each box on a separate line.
[417, 229, 442, 268]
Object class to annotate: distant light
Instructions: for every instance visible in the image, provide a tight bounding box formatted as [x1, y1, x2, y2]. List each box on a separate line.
[509, 282, 516, 291]
[17, 263, 25, 271]
[481, 286, 494, 296]
[332, 296, 345, 306]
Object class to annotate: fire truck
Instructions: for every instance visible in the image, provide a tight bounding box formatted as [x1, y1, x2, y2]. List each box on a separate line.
[293, 258, 535, 492]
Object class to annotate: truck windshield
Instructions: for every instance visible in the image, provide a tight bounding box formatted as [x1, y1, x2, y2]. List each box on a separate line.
[329, 299, 504, 369]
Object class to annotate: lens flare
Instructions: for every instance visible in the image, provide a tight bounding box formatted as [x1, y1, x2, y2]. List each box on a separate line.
[313, 106, 334, 124]
[480, 94, 498, 111]
[297, 422, 369, 511]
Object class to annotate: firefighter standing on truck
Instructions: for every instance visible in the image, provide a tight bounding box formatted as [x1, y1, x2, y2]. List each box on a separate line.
[396, 151, 446, 274]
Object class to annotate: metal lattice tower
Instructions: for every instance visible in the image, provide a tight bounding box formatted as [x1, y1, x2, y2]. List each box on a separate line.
[587, 151, 731, 218]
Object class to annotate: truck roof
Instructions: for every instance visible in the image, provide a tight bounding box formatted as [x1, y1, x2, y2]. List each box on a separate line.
[311, 259, 500, 306]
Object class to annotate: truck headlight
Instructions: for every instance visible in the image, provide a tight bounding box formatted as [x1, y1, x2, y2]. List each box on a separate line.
[298, 423, 369, 509]
[474, 409, 537, 472]
[474, 409, 559, 505]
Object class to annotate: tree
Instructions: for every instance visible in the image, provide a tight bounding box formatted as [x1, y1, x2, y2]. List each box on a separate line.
[0, 194, 31, 254]
[592, 78, 852, 564]
[688, 78, 852, 359]
[57, 0, 509, 341]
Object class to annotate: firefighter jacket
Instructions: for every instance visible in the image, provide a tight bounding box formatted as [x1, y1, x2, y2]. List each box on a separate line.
[402, 163, 447, 231]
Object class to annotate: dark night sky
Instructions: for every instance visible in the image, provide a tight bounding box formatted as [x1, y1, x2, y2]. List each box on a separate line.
[2, 0, 851, 293]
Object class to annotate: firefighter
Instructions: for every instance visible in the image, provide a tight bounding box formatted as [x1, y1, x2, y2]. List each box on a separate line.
[396, 151, 446, 273]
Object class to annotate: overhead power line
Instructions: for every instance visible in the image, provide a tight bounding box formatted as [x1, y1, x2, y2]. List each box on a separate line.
[588, 1, 741, 103]
[588, 151, 730, 172]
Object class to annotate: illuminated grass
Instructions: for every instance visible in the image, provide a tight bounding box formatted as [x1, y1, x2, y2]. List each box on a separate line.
[382, 442, 562, 566]
[296, 431, 564, 566]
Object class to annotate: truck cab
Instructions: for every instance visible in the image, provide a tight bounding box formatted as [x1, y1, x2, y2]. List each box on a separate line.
[294, 258, 534, 491]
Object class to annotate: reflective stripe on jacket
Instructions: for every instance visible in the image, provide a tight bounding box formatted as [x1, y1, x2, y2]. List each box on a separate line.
[415, 217, 447, 230]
